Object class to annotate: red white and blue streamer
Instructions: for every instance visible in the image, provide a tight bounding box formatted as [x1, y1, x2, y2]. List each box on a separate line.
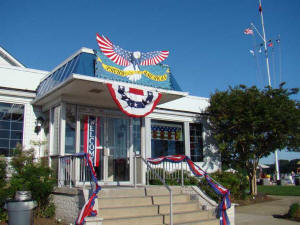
[147, 155, 231, 225]
[75, 153, 101, 225]
[107, 83, 161, 118]
[84, 116, 101, 167]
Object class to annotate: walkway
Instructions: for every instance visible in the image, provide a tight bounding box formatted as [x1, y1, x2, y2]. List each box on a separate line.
[235, 196, 300, 225]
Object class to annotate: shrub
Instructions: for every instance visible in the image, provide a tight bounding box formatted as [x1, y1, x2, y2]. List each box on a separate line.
[9, 146, 56, 217]
[199, 171, 249, 201]
[288, 203, 300, 219]
[148, 169, 200, 186]
[147, 168, 249, 202]
[0, 157, 8, 222]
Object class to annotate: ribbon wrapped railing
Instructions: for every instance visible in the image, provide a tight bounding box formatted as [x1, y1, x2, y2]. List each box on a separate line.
[147, 155, 231, 225]
[75, 153, 101, 225]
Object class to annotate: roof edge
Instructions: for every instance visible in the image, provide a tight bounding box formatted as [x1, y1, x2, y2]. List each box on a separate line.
[0, 46, 26, 68]
[40, 47, 95, 82]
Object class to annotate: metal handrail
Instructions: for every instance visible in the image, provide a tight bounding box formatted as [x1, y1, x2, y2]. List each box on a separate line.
[139, 156, 173, 225]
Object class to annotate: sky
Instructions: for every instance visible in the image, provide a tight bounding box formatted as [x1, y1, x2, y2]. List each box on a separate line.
[1, 0, 299, 164]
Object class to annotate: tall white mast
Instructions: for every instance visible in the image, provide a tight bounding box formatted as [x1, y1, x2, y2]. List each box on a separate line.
[258, 0, 280, 182]
[259, 0, 271, 87]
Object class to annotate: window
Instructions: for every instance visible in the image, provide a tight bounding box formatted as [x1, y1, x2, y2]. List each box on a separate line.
[132, 118, 141, 155]
[151, 120, 184, 158]
[65, 104, 76, 154]
[0, 102, 24, 156]
[51, 106, 60, 155]
[189, 123, 203, 162]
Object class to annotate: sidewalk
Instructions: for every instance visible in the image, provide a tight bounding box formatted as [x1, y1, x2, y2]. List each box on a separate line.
[235, 196, 300, 225]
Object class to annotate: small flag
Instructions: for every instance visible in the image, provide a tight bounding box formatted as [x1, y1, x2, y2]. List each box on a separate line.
[268, 40, 273, 47]
[276, 39, 280, 44]
[259, 3, 262, 13]
[249, 50, 255, 56]
[244, 28, 254, 35]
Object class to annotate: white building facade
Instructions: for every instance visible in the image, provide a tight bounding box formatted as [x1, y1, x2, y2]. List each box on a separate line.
[0, 46, 220, 186]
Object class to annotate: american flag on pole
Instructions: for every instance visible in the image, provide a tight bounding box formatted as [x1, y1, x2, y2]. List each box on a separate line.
[244, 28, 254, 35]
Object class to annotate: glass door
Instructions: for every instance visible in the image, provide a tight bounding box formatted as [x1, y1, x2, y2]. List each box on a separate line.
[80, 113, 133, 185]
[104, 117, 130, 183]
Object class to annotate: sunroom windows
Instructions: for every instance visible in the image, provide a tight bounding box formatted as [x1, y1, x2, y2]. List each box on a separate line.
[0, 102, 24, 157]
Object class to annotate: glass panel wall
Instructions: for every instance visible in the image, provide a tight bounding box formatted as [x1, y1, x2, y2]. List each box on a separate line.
[65, 104, 76, 154]
[51, 106, 60, 155]
[132, 118, 141, 155]
[151, 120, 184, 158]
[0, 102, 24, 156]
[189, 123, 203, 162]
[106, 118, 130, 182]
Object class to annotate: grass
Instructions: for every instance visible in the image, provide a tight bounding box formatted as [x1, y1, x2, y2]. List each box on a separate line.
[258, 185, 300, 196]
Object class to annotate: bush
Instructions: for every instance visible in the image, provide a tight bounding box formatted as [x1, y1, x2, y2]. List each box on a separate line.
[0, 157, 8, 222]
[199, 171, 249, 202]
[288, 203, 300, 219]
[147, 168, 249, 202]
[9, 146, 56, 217]
[148, 169, 200, 186]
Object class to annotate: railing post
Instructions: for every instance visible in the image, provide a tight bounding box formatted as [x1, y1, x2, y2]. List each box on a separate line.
[69, 156, 72, 188]
[163, 162, 165, 182]
[181, 161, 184, 187]
[134, 153, 137, 188]
[147, 166, 149, 186]
[58, 157, 62, 187]
[170, 189, 173, 225]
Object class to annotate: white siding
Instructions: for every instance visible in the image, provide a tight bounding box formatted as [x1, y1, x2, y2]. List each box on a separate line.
[0, 65, 47, 91]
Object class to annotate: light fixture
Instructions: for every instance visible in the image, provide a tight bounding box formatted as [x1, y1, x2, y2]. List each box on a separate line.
[35, 116, 45, 134]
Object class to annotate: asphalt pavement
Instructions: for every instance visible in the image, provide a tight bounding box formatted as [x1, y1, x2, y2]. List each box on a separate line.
[235, 196, 300, 225]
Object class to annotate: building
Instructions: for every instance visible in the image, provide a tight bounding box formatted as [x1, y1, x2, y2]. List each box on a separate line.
[0, 44, 220, 186]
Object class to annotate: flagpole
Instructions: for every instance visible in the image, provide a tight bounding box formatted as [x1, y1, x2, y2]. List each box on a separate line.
[259, 0, 280, 183]
[259, 0, 271, 87]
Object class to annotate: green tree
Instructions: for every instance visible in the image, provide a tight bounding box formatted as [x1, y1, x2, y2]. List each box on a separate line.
[205, 84, 300, 196]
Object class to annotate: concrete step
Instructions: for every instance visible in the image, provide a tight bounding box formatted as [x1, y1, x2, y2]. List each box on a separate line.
[99, 204, 159, 219]
[98, 187, 145, 198]
[99, 195, 153, 208]
[146, 186, 183, 196]
[172, 218, 219, 225]
[101, 214, 164, 225]
[159, 201, 200, 214]
[153, 194, 190, 205]
[164, 210, 215, 224]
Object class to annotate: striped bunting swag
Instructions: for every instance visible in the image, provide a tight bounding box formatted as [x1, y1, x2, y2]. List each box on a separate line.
[147, 155, 231, 225]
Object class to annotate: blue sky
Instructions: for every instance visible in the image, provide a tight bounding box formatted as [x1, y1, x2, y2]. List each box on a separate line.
[1, 0, 299, 163]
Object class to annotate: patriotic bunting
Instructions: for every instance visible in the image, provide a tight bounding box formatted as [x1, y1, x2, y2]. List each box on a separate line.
[75, 153, 101, 225]
[107, 83, 161, 118]
[147, 155, 231, 225]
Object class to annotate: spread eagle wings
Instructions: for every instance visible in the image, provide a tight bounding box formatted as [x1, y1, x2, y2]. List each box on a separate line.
[96, 33, 169, 67]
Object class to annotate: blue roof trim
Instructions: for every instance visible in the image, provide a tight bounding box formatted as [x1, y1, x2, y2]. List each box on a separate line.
[36, 50, 182, 98]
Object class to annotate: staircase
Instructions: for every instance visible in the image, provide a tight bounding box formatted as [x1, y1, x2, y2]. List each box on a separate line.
[97, 186, 219, 225]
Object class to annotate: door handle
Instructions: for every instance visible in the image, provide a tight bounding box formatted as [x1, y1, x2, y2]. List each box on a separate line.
[104, 148, 110, 156]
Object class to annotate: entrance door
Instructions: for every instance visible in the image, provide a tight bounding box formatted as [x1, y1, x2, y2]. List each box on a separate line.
[103, 117, 130, 183]
[81, 114, 132, 185]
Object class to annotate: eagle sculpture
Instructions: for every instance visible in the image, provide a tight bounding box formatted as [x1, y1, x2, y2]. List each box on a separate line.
[96, 33, 169, 81]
